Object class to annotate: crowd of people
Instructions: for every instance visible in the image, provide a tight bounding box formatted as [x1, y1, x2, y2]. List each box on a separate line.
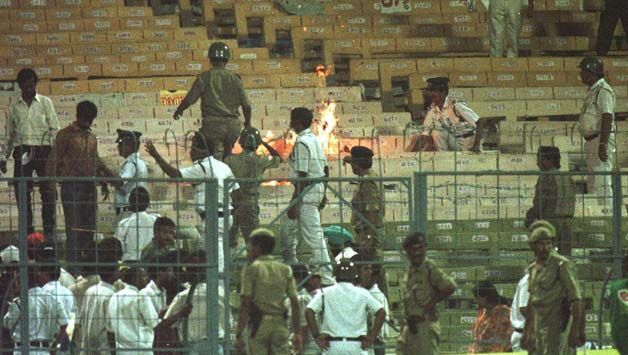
[0, 37, 624, 354]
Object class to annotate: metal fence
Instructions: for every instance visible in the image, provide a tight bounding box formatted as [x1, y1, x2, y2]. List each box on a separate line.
[0, 167, 625, 353]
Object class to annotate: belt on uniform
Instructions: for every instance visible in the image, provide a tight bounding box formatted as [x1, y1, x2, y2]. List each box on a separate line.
[584, 133, 600, 141]
[199, 211, 225, 219]
[328, 336, 363, 342]
[456, 131, 475, 139]
[514, 328, 524, 333]
[16, 340, 49, 347]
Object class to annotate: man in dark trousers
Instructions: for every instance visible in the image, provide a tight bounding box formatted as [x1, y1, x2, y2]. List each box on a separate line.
[596, 0, 628, 55]
[1, 68, 59, 239]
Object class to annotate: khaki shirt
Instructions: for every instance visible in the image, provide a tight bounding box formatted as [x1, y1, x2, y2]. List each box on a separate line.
[421, 96, 479, 136]
[403, 259, 457, 318]
[527, 252, 581, 308]
[240, 255, 298, 315]
[350, 169, 384, 233]
[580, 78, 615, 137]
[225, 152, 281, 203]
[527, 170, 576, 220]
[181, 68, 250, 119]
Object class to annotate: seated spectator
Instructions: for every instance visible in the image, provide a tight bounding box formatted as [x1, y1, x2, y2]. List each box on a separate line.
[3, 261, 69, 354]
[74, 237, 122, 355]
[107, 266, 159, 354]
[140, 217, 176, 262]
[324, 225, 357, 263]
[115, 187, 159, 262]
[469, 281, 513, 353]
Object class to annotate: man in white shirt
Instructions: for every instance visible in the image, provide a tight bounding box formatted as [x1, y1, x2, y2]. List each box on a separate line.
[418, 77, 483, 152]
[0, 68, 59, 239]
[291, 265, 322, 355]
[163, 250, 220, 354]
[113, 129, 148, 219]
[510, 273, 529, 351]
[107, 267, 159, 354]
[306, 259, 385, 355]
[3, 263, 69, 355]
[145, 131, 239, 273]
[579, 56, 616, 208]
[74, 237, 122, 355]
[115, 187, 159, 262]
[285, 107, 332, 280]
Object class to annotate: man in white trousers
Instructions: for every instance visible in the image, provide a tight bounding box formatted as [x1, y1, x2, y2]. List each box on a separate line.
[578, 56, 616, 208]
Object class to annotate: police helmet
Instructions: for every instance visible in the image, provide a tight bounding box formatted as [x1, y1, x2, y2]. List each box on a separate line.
[208, 42, 230, 60]
[529, 226, 555, 243]
[578, 56, 604, 76]
[334, 259, 358, 282]
[239, 127, 262, 150]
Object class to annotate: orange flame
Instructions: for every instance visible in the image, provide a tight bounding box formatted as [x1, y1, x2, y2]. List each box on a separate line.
[315, 99, 339, 156]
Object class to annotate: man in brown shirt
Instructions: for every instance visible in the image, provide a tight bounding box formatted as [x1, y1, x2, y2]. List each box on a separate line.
[46, 100, 116, 272]
[172, 42, 252, 160]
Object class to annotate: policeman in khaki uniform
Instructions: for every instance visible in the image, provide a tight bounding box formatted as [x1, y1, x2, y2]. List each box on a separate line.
[173, 42, 252, 160]
[397, 232, 457, 355]
[343, 146, 384, 260]
[578, 56, 616, 207]
[235, 228, 302, 355]
[225, 127, 282, 246]
[525, 146, 576, 255]
[521, 226, 586, 355]
[418, 77, 483, 152]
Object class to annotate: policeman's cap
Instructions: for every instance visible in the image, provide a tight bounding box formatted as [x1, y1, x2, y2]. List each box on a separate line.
[239, 126, 262, 149]
[528, 219, 556, 237]
[578, 56, 604, 76]
[529, 226, 555, 243]
[116, 129, 142, 144]
[426, 77, 449, 91]
[343, 146, 374, 165]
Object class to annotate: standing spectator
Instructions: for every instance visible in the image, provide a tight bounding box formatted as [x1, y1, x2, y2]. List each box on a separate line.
[343, 146, 385, 261]
[486, 0, 526, 57]
[45, 101, 116, 273]
[140, 217, 176, 263]
[172, 42, 252, 160]
[418, 77, 483, 152]
[291, 265, 322, 355]
[596, 0, 628, 55]
[397, 232, 457, 355]
[469, 280, 512, 353]
[116, 187, 159, 262]
[510, 273, 529, 351]
[525, 147, 576, 255]
[608, 251, 628, 354]
[354, 255, 389, 355]
[579, 56, 616, 208]
[521, 227, 585, 354]
[0, 68, 58, 239]
[74, 238, 122, 355]
[107, 267, 159, 354]
[305, 259, 386, 355]
[163, 250, 216, 354]
[113, 129, 147, 219]
[284, 107, 332, 280]
[145, 132, 239, 273]
[225, 126, 281, 246]
[235, 228, 302, 355]
[3, 262, 69, 354]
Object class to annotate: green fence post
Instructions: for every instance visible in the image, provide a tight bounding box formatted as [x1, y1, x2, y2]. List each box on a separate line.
[413, 172, 428, 234]
[204, 178, 220, 353]
[612, 171, 623, 277]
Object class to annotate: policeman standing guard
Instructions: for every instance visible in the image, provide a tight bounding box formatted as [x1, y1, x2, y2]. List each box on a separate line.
[397, 232, 457, 355]
[578, 56, 616, 208]
[521, 226, 586, 354]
